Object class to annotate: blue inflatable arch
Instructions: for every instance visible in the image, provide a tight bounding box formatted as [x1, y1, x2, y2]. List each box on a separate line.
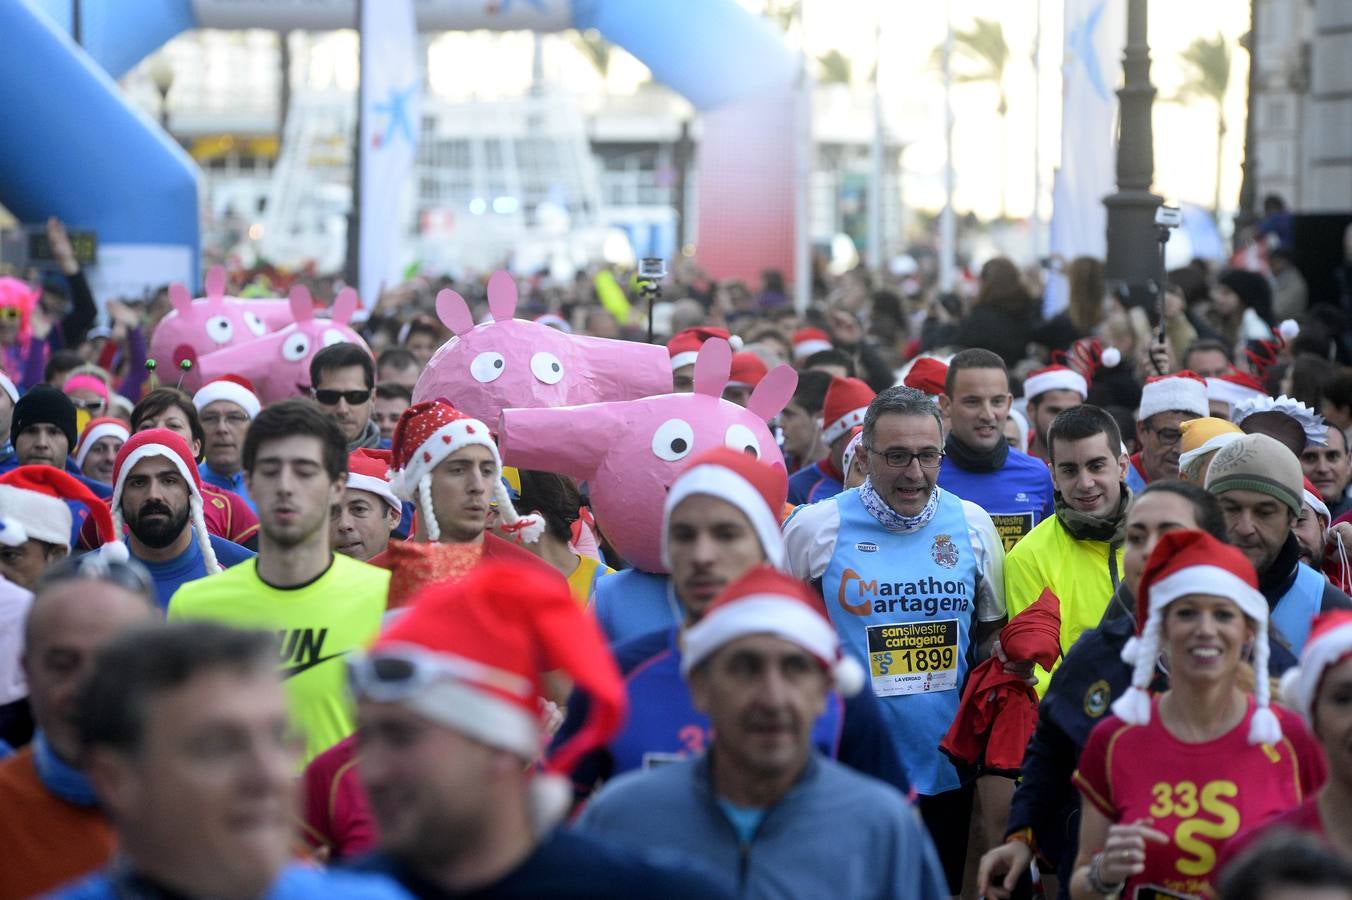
[1, 0, 797, 290]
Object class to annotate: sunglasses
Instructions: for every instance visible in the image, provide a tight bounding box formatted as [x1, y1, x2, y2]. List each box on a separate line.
[347, 645, 533, 703]
[0, 308, 21, 322]
[313, 388, 372, 406]
[71, 398, 104, 412]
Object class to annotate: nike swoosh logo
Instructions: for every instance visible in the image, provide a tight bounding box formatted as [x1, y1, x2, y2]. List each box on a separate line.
[280, 652, 345, 680]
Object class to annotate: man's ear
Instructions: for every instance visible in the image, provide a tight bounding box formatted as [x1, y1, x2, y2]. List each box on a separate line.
[938, 394, 953, 418]
[385, 505, 402, 528]
[1117, 453, 1130, 480]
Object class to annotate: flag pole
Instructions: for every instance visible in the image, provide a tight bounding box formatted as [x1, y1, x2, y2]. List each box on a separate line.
[345, 0, 364, 291]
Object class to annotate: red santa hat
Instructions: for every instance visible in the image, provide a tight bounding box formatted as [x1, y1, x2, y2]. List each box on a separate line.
[1138, 370, 1209, 421]
[667, 327, 738, 371]
[840, 426, 865, 479]
[792, 327, 834, 360]
[1114, 530, 1280, 746]
[111, 429, 218, 574]
[662, 447, 788, 570]
[388, 400, 542, 543]
[0, 465, 123, 555]
[727, 352, 768, 389]
[352, 559, 625, 831]
[821, 377, 876, 445]
[347, 448, 402, 515]
[192, 374, 261, 419]
[681, 565, 864, 696]
[1280, 610, 1352, 726]
[74, 417, 131, 471]
[903, 357, 949, 398]
[1024, 365, 1088, 402]
[1303, 477, 1331, 526]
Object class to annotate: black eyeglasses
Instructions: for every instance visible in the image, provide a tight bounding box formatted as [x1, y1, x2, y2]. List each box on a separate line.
[313, 389, 372, 406]
[865, 446, 945, 469]
[1144, 424, 1183, 446]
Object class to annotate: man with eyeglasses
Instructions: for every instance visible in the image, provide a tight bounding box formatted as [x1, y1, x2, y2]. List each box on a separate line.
[783, 385, 1006, 895]
[0, 554, 159, 898]
[1124, 372, 1210, 493]
[192, 375, 261, 512]
[310, 343, 388, 453]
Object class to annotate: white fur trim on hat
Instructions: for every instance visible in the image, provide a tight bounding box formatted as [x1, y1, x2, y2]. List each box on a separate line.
[389, 418, 501, 502]
[793, 339, 833, 360]
[823, 406, 870, 446]
[841, 431, 866, 479]
[0, 373, 17, 405]
[1280, 624, 1352, 725]
[681, 594, 860, 695]
[669, 351, 700, 371]
[192, 380, 260, 419]
[1206, 377, 1266, 412]
[0, 486, 71, 547]
[401, 677, 541, 760]
[662, 464, 785, 570]
[1305, 489, 1330, 524]
[346, 473, 403, 515]
[1147, 566, 1267, 623]
[111, 444, 218, 575]
[1139, 376, 1209, 421]
[1025, 369, 1088, 401]
[1177, 432, 1244, 472]
[75, 421, 130, 470]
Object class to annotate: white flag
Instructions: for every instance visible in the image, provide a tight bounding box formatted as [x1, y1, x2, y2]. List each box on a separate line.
[1045, 0, 1124, 317]
[359, 1, 420, 312]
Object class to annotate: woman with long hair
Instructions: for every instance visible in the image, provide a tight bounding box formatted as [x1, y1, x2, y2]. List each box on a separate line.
[955, 256, 1040, 367]
[1069, 530, 1324, 900]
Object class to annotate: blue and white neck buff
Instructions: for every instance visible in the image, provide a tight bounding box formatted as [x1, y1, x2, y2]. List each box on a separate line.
[858, 478, 941, 534]
[33, 729, 99, 807]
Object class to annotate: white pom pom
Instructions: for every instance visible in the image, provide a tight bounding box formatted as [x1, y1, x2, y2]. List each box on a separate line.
[98, 541, 130, 564]
[834, 656, 866, 697]
[1278, 319, 1300, 341]
[387, 469, 414, 502]
[1247, 706, 1283, 746]
[728, 335, 744, 351]
[1110, 686, 1152, 726]
[1101, 346, 1121, 368]
[513, 514, 547, 545]
[1278, 666, 1305, 717]
[528, 773, 573, 834]
[1120, 635, 1141, 665]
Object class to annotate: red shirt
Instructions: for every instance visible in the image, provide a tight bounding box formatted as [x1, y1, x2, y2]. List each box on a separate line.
[300, 735, 375, 862]
[1073, 697, 1324, 899]
[1215, 794, 1326, 882]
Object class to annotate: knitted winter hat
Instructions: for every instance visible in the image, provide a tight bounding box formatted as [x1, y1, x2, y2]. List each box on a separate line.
[388, 400, 542, 543]
[662, 447, 789, 570]
[1279, 611, 1352, 726]
[668, 327, 738, 371]
[11, 384, 77, 448]
[1177, 417, 1243, 471]
[347, 448, 402, 515]
[1024, 365, 1088, 402]
[822, 377, 876, 445]
[903, 357, 949, 398]
[1206, 371, 1267, 414]
[1232, 395, 1327, 448]
[727, 352, 769, 389]
[111, 429, 218, 574]
[681, 564, 865, 696]
[792, 327, 833, 360]
[0, 465, 122, 553]
[1205, 433, 1305, 517]
[1303, 477, 1330, 525]
[357, 559, 625, 831]
[1139, 371, 1209, 421]
[74, 417, 131, 471]
[1114, 529, 1280, 746]
[192, 374, 261, 419]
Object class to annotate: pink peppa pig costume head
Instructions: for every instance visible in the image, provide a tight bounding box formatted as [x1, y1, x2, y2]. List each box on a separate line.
[148, 266, 272, 392]
[497, 338, 797, 573]
[412, 270, 672, 425]
[0, 277, 38, 346]
[193, 284, 371, 405]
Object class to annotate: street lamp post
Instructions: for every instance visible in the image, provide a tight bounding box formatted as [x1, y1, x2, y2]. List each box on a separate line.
[1103, 0, 1162, 305]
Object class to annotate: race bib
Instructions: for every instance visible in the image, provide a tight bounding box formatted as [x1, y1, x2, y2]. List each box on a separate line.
[989, 512, 1035, 551]
[865, 620, 959, 697]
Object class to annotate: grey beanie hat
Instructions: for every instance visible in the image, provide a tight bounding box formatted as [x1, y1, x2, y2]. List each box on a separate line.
[1205, 432, 1303, 516]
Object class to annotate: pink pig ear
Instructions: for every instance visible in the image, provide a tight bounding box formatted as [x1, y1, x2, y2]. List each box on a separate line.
[168, 282, 193, 316]
[692, 338, 731, 397]
[288, 285, 314, 322]
[486, 270, 518, 322]
[435, 289, 475, 336]
[747, 364, 798, 423]
[331, 288, 359, 325]
[204, 266, 226, 301]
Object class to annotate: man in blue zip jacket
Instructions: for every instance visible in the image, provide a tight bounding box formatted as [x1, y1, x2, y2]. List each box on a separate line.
[577, 566, 947, 900]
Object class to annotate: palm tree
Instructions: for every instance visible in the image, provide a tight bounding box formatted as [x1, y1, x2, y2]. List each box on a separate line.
[817, 49, 852, 87]
[933, 18, 1011, 218]
[1174, 33, 1231, 217]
